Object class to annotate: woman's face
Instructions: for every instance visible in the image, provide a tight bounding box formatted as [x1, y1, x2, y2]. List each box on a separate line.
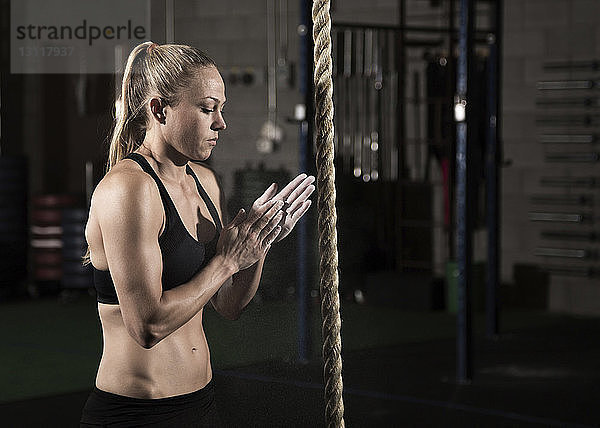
[162, 66, 227, 161]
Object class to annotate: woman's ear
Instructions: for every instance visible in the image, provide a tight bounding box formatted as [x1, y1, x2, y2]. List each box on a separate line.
[149, 98, 166, 124]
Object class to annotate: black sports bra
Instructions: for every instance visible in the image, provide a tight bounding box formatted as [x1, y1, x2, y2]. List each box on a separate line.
[93, 153, 223, 305]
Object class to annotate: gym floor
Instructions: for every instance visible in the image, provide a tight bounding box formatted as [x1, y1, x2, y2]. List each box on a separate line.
[1, 293, 599, 427]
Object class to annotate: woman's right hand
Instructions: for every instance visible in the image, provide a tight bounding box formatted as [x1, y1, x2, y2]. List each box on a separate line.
[217, 184, 284, 272]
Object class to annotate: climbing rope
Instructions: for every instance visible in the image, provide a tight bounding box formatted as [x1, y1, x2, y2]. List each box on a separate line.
[312, 1, 345, 427]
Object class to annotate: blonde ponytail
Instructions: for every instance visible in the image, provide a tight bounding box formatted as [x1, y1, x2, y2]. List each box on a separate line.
[107, 41, 154, 172]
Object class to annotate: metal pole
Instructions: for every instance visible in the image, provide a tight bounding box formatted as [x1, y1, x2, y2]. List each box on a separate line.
[395, 0, 406, 271]
[297, 0, 313, 363]
[455, 0, 474, 384]
[165, 0, 174, 43]
[485, 32, 499, 339]
[447, 0, 456, 261]
[267, 0, 277, 128]
[397, 0, 406, 179]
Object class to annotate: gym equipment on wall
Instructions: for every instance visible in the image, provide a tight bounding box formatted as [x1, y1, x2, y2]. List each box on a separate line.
[534, 60, 600, 280]
[29, 194, 76, 297]
[331, 25, 398, 183]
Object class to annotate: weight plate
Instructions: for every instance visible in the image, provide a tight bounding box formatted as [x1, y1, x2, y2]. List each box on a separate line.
[32, 248, 61, 257]
[30, 225, 62, 236]
[31, 209, 62, 225]
[32, 194, 76, 208]
[33, 251, 62, 266]
[34, 266, 62, 281]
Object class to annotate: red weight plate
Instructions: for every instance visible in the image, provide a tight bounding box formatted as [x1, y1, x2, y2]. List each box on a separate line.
[31, 209, 62, 225]
[32, 194, 77, 208]
[34, 266, 62, 280]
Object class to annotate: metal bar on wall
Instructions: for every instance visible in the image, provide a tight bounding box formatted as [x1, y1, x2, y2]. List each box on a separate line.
[544, 60, 600, 72]
[332, 21, 495, 36]
[536, 80, 594, 90]
[541, 265, 598, 277]
[540, 134, 595, 144]
[540, 176, 599, 188]
[541, 230, 598, 242]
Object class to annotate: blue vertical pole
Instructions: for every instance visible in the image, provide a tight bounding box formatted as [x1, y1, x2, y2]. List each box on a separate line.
[455, 0, 473, 384]
[297, 0, 312, 363]
[485, 33, 499, 339]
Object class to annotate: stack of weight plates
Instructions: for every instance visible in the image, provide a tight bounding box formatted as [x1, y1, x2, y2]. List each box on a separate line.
[0, 156, 28, 296]
[61, 208, 92, 292]
[30, 194, 76, 296]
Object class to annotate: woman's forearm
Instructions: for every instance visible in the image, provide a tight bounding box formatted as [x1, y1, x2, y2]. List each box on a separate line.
[140, 255, 237, 348]
[210, 254, 266, 320]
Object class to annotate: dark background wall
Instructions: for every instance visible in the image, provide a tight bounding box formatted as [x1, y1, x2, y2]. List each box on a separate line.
[2, 0, 599, 314]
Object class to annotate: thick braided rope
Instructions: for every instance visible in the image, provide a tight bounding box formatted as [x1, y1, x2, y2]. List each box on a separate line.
[312, 1, 345, 427]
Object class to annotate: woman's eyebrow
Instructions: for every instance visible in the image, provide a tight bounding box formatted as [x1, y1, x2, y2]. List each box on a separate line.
[201, 96, 226, 104]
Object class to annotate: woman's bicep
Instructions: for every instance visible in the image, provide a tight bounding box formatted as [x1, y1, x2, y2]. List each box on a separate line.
[96, 176, 164, 321]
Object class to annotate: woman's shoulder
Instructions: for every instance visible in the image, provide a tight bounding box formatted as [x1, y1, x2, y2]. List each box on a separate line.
[97, 160, 153, 192]
[91, 159, 161, 216]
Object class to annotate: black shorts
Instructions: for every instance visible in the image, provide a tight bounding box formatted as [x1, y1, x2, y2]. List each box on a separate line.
[80, 379, 221, 427]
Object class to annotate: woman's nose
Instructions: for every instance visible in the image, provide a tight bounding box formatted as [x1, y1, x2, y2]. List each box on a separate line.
[212, 112, 226, 131]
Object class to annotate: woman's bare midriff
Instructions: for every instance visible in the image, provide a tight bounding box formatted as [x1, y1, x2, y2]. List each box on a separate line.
[95, 303, 212, 399]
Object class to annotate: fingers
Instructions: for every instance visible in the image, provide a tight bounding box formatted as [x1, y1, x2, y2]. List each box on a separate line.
[276, 200, 312, 242]
[290, 200, 312, 223]
[244, 184, 282, 225]
[236, 174, 315, 246]
[227, 208, 246, 229]
[284, 183, 315, 215]
[275, 174, 313, 202]
[250, 199, 283, 232]
[254, 183, 278, 206]
[263, 223, 282, 249]
[258, 210, 284, 243]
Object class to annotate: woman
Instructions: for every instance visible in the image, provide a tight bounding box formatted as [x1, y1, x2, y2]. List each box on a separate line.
[80, 41, 315, 427]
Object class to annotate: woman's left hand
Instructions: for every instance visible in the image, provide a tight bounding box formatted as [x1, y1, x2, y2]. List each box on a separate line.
[270, 173, 315, 242]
